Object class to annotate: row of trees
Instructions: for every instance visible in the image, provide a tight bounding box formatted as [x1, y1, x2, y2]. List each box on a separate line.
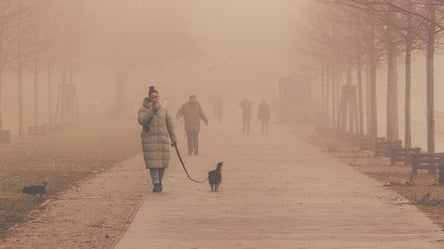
[301, 0, 444, 153]
[0, 0, 53, 137]
[0, 0, 203, 138]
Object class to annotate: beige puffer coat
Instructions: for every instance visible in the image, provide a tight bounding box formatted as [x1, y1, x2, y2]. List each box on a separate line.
[138, 101, 177, 169]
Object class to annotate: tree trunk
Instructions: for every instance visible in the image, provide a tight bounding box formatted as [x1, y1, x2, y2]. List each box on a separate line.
[369, 62, 377, 138]
[404, 36, 412, 148]
[47, 61, 52, 124]
[355, 28, 363, 136]
[0, 18, 3, 132]
[332, 68, 336, 130]
[386, 50, 399, 141]
[356, 59, 363, 135]
[70, 61, 78, 124]
[320, 66, 325, 125]
[326, 68, 331, 127]
[319, 65, 327, 126]
[17, 1, 24, 137]
[366, 65, 371, 135]
[426, 6, 436, 153]
[385, 24, 399, 142]
[0, 75, 3, 132]
[17, 42, 23, 137]
[336, 71, 341, 130]
[34, 58, 39, 125]
[346, 64, 353, 132]
[18, 59, 23, 137]
[369, 29, 378, 139]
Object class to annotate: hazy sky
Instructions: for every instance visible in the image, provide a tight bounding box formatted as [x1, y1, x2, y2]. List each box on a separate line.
[188, 0, 299, 99]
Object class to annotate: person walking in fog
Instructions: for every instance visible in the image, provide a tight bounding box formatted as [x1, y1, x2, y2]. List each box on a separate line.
[214, 94, 224, 124]
[138, 86, 177, 193]
[239, 97, 253, 134]
[258, 99, 271, 134]
[176, 94, 208, 156]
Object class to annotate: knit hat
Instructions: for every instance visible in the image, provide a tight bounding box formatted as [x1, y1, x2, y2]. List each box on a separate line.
[149, 86, 158, 95]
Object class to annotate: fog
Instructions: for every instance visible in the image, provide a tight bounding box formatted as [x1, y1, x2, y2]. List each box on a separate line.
[0, 0, 301, 131]
[0, 0, 444, 151]
[4, 1, 444, 246]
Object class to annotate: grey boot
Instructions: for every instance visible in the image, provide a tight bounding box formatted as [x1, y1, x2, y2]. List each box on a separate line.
[152, 183, 161, 192]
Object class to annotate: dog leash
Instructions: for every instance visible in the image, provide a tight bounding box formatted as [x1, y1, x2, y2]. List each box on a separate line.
[173, 144, 208, 183]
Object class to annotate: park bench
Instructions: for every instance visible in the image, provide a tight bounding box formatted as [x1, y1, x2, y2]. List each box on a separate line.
[0, 129, 11, 143]
[45, 123, 78, 133]
[375, 140, 402, 157]
[389, 147, 421, 165]
[360, 137, 385, 151]
[411, 152, 444, 175]
[44, 123, 62, 133]
[28, 125, 47, 136]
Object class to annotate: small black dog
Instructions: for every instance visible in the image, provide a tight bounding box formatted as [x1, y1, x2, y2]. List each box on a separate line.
[22, 181, 47, 198]
[208, 162, 223, 192]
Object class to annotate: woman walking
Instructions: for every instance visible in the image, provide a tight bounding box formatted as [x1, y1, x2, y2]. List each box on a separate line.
[138, 86, 177, 192]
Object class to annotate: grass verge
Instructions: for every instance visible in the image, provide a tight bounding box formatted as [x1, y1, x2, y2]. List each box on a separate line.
[0, 126, 141, 238]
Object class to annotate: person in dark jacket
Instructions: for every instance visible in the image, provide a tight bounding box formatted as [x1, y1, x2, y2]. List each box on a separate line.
[258, 99, 271, 134]
[176, 94, 208, 156]
[213, 94, 224, 124]
[138, 86, 177, 192]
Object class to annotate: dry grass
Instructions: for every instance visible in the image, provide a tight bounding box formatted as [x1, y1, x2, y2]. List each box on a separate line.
[0, 126, 141, 238]
[304, 132, 444, 230]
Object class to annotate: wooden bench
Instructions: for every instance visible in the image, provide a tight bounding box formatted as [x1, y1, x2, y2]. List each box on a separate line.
[411, 152, 444, 175]
[390, 147, 421, 165]
[44, 123, 76, 133]
[360, 137, 385, 151]
[28, 125, 47, 136]
[0, 130, 11, 143]
[44, 123, 61, 133]
[375, 140, 402, 157]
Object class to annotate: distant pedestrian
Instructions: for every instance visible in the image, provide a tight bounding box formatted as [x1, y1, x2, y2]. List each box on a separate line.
[138, 86, 177, 193]
[214, 94, 224, 124]
[176, 94, 208, 156]
[239, 97, 253, 134]
[258, 99, 271, 134]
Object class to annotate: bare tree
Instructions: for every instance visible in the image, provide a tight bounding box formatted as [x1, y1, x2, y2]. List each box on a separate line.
[0, 0, 17, 133]
[13, 0, 53, 137]
[85, 0, 204, 118]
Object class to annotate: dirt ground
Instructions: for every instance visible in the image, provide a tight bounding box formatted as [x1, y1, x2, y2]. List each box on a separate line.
[0, 126, 142, 240]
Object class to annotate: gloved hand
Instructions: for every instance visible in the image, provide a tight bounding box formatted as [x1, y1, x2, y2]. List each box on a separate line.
[142, 97, 150, 108]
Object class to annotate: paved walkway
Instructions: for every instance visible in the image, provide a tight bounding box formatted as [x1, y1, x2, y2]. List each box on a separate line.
[114, 123, 444, 249]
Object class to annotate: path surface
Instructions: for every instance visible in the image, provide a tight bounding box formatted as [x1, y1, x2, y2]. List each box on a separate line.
[114, 123, 444, 249]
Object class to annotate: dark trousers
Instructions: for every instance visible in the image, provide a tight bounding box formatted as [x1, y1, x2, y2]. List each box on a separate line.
[186, 129, 199, 154]
[260, 120, 269, 134]
[149, 168, 165, 184]
[242, 119, 250, 134]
